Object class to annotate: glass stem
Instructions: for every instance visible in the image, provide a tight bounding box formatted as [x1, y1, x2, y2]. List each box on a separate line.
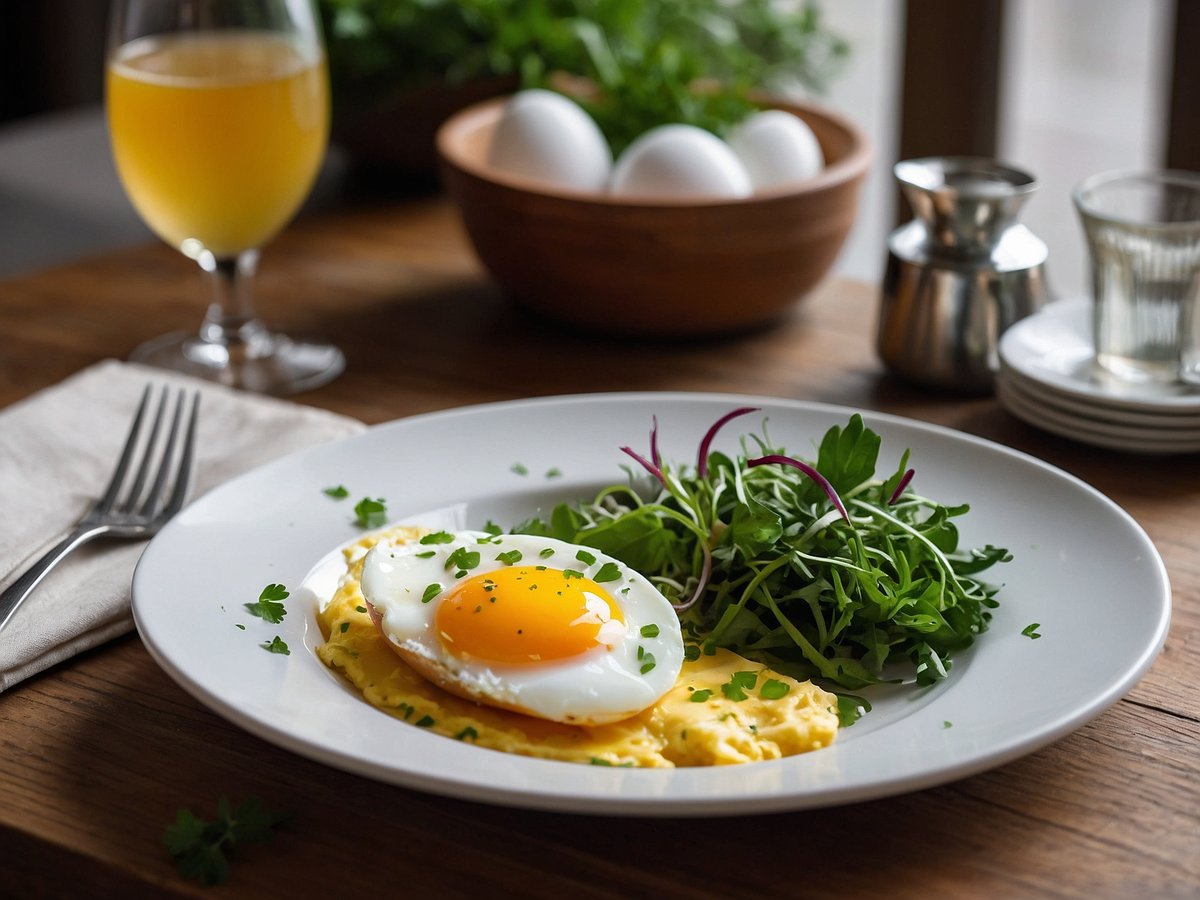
[197, 249, 273, 358]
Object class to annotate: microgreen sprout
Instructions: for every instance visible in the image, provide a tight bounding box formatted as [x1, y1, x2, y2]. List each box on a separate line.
[512, 411, 1010, 700]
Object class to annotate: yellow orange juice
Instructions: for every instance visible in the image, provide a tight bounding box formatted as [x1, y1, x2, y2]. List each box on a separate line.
[107, 31, 328, 258]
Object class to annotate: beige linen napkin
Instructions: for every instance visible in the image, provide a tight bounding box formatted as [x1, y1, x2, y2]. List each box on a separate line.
[0, 359, 366, 691]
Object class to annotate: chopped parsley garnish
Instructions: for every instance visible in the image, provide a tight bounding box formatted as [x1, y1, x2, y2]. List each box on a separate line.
[511, 463, 529, 476]
[415, 715, 436, 728]
[562, 569, 584, 579]
[575, 549, 597, 566]
[689, 689, 713, 703]
[545, 467, 562, 478]
[683, 645, 701, 662]
[640, 624, 660, 638]
[234, 624, 245, 631]
[1022, 622, 1042, 639]
[415, 550, 436, 558]
[419, 531, 455, 545]
[445, 547, 481, 572]
[759, 678, 790, 700]
[483, 520, 503, 536]
[943, 721, 953, 729]
[835, 694, 870, 727]
[355, 605, 367, 613]
[637, 647, 656, 674]
[593, 562, 621, 583]
[539, 548, 554, 559]
[456, 726, 479, 741]
[163, 796, 286, 886]
[322, 485, 349, 499]
[721, 671, 758, 701]
[339, 622, 350, 634]
[244, 583, 288, 624]
[421, 583, 442, 603]
[496, 549, 523, 565]
[261, 636, 290, 655]
[353, 497, 388, 529]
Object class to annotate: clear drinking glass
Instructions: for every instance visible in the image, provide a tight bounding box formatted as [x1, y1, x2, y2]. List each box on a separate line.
[106, 0, 344, 394]
[1073, 169, 1200, 386]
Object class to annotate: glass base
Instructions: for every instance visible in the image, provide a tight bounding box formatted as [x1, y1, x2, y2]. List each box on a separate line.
[129, 329, 345, 395]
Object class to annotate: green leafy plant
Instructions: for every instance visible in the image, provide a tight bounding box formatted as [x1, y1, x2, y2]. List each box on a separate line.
[514, 410, 1010, 701]
[163, 796, 287, 885]
[319, 0, 848, 153]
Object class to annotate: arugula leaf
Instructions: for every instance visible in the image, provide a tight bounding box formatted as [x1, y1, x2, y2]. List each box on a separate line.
[814, 413, 881, 496]
[163, 796, 287, 886]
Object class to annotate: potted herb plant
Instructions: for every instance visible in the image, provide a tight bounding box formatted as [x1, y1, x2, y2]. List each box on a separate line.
[319, 0, 847, 174]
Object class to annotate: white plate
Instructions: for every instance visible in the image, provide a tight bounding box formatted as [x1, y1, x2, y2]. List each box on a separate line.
[999, 297, 1200, 414]
[999, 360, 1200, 429]
[997, 377, 1200, 454]
[132, 393, 1171, 816]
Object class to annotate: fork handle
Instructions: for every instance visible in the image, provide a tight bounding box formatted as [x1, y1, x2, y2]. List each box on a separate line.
[0, 526, 109, 634]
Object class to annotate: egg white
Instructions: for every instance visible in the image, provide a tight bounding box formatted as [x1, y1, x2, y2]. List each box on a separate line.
[359, 531, 685, 725]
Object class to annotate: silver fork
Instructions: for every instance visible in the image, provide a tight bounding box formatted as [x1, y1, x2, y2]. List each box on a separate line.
[0, 385, 200, 634]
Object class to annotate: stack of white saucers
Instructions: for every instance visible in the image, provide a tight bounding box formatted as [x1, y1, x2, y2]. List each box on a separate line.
[997, 297, 1200, 454]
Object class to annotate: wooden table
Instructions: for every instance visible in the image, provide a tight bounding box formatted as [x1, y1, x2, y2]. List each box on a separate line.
[1, 195, 1197, 898]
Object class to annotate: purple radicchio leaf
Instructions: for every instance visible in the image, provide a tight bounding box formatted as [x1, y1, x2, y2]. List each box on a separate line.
[747, 454, 850, 523]
[888, 468, 915, 505]
[620, 445, 665, 488]
[696, 407, 760, 478]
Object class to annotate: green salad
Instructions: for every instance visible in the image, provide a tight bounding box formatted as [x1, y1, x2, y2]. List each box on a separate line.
[514, 408, 1010, 721]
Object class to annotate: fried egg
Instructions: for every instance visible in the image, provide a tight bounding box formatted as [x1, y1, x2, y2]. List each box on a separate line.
[359, 532, 685, 725]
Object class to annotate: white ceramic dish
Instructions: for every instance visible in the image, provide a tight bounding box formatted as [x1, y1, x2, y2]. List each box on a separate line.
[998, 362, 1200, 429]
[997, 375, 1200, 452]
[999, 297, 1200, 414]
[132, 393, 1171, 816]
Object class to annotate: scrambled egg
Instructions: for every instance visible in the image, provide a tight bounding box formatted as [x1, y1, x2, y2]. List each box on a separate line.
[316, 528, 839, 767]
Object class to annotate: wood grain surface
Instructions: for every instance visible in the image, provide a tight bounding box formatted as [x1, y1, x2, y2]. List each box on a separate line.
[0, 195, 1197, 899]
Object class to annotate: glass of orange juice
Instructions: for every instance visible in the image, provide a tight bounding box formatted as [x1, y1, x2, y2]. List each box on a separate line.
[106, 0, 343, 394]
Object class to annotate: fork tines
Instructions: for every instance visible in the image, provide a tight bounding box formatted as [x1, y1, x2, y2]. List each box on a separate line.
[98, 384, 200, 522]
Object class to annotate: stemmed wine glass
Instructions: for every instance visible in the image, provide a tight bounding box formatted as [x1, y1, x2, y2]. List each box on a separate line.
[106, 0, 343, 394]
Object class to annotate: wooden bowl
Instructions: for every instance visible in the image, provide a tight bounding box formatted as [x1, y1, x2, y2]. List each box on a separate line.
[436, 96, 871, 337]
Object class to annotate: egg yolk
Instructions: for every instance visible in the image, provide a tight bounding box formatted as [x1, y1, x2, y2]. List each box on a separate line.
[436, 566, 625, 664]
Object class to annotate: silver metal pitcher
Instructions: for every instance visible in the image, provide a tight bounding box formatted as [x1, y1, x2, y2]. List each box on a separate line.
[877, 156, 1049, 391]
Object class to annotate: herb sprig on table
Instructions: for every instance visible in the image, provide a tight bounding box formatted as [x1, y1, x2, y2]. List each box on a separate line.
[514, 410, 1010, 710]
[163, 796, 287, 886]
[320, 0, 848, 153]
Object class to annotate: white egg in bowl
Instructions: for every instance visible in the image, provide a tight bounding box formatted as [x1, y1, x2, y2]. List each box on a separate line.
[436, 94, 870, 336]
[359, 531, 684, 725]
[609, 123, 752, 200]
[485, 88, 612, 192]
